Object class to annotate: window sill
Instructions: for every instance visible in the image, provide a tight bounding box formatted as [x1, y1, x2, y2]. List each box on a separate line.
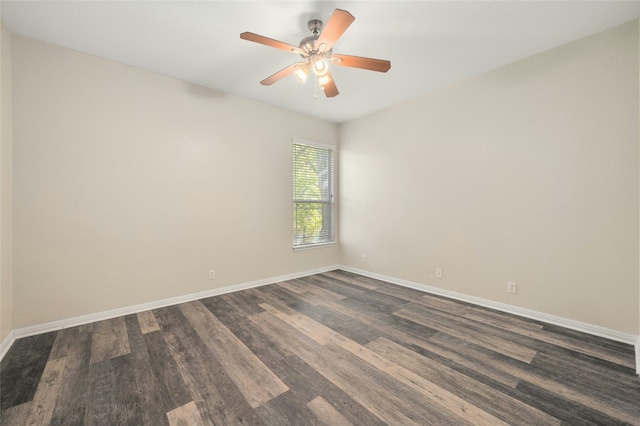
[292, 242, 337, 252]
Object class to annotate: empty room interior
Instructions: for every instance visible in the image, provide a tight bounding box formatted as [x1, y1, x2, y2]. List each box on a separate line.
[1, 1, 640, 425]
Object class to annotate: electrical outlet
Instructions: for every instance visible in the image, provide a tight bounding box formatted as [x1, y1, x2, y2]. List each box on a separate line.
[435, 268, 442, 279]
[208, 269, 216, 280]
[507, 281, 517, 293]
[361, 254, 367, 263]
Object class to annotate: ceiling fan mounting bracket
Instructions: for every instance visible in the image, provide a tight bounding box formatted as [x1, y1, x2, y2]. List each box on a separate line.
[308, 19, 323, 36]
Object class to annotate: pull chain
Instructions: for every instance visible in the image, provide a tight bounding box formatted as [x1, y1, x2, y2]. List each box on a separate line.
[313, 76, 318, 99]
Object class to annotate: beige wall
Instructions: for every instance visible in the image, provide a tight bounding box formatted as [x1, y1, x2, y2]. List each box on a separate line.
[340, 21, 640, 334]
[6, 20, 640, 339]
[1, 21, 13, 342]
[11, 36, 339, 328]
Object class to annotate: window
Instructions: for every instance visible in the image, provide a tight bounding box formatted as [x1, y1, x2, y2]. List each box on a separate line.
[293, 140, 335, 249]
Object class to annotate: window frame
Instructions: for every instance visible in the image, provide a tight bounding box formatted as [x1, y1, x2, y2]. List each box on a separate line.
[292, 138, 337, 251]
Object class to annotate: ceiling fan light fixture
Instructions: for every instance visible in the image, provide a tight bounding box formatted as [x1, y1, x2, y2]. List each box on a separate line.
[313, 59, 328, 76]
[294, 65, 310, 82]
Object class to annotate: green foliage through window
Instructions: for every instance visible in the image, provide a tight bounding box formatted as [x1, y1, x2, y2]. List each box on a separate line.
[293, 142, 335, 247]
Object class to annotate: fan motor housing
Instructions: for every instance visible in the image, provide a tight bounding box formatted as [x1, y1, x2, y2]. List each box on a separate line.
[300, 19, 333, 58]
[299, 35, 318, 55]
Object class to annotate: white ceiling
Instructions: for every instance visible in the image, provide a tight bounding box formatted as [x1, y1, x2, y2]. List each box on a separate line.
[2, 1, 640, 123]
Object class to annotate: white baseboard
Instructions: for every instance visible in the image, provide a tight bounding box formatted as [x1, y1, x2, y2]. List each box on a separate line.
[0, 331, 16, 361]
[7, 265, 340, 347]
[339, 266, 639, 349]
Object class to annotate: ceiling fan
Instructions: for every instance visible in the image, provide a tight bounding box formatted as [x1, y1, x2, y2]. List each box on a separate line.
[240, 9, 391, 98]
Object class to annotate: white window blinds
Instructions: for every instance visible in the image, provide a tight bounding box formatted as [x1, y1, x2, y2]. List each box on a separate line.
[293, 141, 335, 248]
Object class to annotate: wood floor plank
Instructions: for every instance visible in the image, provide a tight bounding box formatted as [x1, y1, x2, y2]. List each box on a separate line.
[515, 380, 638, 424]
[323, 282, 409, 313]
[544, 322, 635, 353]
[48, 328, 77, 360]
[179, 300, 289, 409]
[89, 317, 131, 365]
[395, 303, 538, 363]
[49, 323, 93, 426]
[249, 309, 470, 425]
[327, 336, 508, 426]
[218, 290, 267, 316]
[367, 336, 560, 425]
[248, 310, 412, 424]
[200, 294, 298, 380]
[258, 302, 337, 345]
[319, 270, 379, 290]
[414, 294, 471, 315]
[349, 274, 632, 370]
[408, 331, 522, 389]
[24, 357, 67, 426]
[207, 293, 332, 379]
[324, 271, 468, 315]
[136, 310, 161, 334]
[153, 305, 261, 425]
[83, 355, 143, 426]
[254, 390, 320, 425]
[123, 314, 170, 426]
[0, 402, 32, 425]
[434, 312, 637, 392]
[527, 326, 635, 369]
[84, 359, 117, 426]
[294, 316, 512, 426]
[166, 401, 203, 426]
[278, 353, 387, 426]
[297, 289, 440, 348]
[83, 355, 145, 426]
[306, 275, 414, 315]
[428, 331, 640, 424]
[111, 355, 144, 425]
[0, 331, 58, 409]
[307, 396, 354, 426]
[286, 299, 381, 346]
[281, 278, 347, 303]
[463, 305, 546, 332]
[458, 304, 635, 369]
[326, 270, 543, 334]
[201, 296, 385, 426]
[143, 329, 192, 413]
[529, 348, 640, 409]
[252, 284, 305, 308]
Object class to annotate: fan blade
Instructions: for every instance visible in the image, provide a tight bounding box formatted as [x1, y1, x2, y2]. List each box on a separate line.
[321, 71, 339, 98]
[260, 63, 303, 86]
[240, 32, 304, 55]
[316, 9, 355, 52]
[331, 54, 391, 72]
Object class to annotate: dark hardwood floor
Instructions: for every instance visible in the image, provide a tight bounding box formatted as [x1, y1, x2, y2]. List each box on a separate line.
[1, 270, 639, 425]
